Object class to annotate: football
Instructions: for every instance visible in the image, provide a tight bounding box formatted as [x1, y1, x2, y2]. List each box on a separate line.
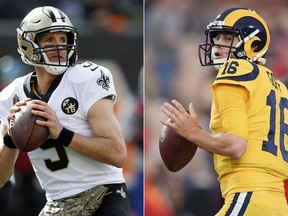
[10, 101, 49, 152]
[159, 118, 198, 172]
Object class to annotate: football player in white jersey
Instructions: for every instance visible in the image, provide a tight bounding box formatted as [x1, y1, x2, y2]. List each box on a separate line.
[0, 6, 131, 216]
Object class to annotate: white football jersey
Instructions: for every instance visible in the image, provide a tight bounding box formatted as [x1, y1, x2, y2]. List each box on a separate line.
[0, 61, 125, 200]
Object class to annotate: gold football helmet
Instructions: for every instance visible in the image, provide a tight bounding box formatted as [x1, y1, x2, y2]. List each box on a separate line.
[199, 8, 271, 67]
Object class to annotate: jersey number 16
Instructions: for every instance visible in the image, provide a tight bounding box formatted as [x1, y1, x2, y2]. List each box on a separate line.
[262, 89, 288, 162]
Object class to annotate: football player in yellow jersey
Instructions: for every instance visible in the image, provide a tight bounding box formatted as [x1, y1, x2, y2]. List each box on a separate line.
[161, 7, 288, 216]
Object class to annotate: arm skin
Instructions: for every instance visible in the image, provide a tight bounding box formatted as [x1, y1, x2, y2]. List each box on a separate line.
[0, 100, 28, 187]
[160, 98, 247, 159]
[0, 123, 19, 188]
[69, 98, 127, 167]
[32, 98, 127, 168]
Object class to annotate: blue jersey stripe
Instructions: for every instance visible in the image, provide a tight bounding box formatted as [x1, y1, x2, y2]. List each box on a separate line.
[216, 63, 259, 82]
[225, 192, 253, 216]
[238, 192, 252, 215]
[225, 192, 239, 215]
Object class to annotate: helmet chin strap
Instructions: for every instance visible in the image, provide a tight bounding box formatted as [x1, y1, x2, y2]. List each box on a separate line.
[257, 58, 266, 65]
[37, 47, 73, 75]
[43, 64, 68, 75]
[211, 47, 228, 70]
[212, 58, 226, 70]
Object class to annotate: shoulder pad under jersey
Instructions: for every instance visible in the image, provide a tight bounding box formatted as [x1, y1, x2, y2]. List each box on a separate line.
[67, 61, 112, 84]
[215, 59, 259, 84]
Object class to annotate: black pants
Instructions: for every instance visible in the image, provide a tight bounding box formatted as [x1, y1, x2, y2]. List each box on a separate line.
[93, 183, 131, 216]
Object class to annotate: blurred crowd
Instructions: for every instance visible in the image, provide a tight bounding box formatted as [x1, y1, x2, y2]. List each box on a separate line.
[0, 0, 142, 35]
[145, 0, 288, 215]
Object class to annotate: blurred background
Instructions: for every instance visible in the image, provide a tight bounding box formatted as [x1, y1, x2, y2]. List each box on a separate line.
[0, 1, 143, 216]
[145, 0, 288, 215]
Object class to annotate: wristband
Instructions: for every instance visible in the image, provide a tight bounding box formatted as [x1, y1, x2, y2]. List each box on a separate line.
[3, 132, 17, 149]
[56, 127, 74, 147]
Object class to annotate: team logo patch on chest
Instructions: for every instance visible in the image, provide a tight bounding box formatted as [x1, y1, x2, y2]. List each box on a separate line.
[97, 70, 110, 91]
[61, 97, 79, 115]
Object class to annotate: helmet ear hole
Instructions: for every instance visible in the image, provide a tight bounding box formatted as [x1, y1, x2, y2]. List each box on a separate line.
[21, 46, 28, 51]
[251, 43, 259, 52]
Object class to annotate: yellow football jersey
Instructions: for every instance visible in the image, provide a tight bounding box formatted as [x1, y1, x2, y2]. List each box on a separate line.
[210, 59, 288, 198]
